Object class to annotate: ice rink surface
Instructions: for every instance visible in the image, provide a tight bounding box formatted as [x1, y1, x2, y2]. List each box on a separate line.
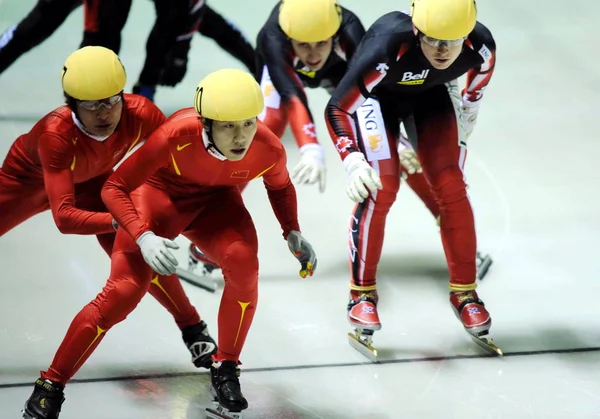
[1, 0, 599, 417]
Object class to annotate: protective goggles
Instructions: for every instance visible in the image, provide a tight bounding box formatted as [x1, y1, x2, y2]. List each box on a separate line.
[420, 35, 466, 48]
[78, 93, 122, 111]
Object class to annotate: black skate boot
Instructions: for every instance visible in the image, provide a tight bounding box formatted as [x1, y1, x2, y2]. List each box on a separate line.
[182, 320, 218, 369]
[22, 378, 64, 419]
[206, 361, 248, 418]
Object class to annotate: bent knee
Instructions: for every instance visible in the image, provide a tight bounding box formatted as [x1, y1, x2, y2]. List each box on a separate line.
[93, 279, 147, 327]
[429, 167, 467, 203]
[220, 240, 258, 290]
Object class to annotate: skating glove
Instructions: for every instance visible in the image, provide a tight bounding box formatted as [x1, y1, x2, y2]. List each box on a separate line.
[459, 97, 481, 138]
[398, 135, 422, 175]
[343, 152, 383, 203]
[286, 230, 317, 278]
[291, 143, 326, 193]
[136, 231, 180, 275]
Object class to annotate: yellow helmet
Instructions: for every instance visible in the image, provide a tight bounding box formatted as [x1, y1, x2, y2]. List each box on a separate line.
[278, 0, 342, 42]
[194, 69, 264, 121]
[411, 0, 477, 40]
[61, 46, 126, 100]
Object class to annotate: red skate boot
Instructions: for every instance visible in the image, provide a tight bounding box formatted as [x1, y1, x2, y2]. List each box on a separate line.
[450, 290, 502, 355]
[347, 289, 380, 362]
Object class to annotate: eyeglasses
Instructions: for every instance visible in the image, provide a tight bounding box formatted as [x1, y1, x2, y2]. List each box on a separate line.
[420, 35, 466, 48]
[78, 94, 122, 111]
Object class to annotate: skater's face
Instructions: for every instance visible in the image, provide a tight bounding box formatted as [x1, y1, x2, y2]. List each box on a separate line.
[419, 35, 464, 70]
[205, 118, 258, 161]
[76, 94, 123, 137]
[291, 38, 333, 72]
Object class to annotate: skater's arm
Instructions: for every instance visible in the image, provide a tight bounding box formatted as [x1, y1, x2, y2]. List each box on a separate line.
[462, 23, 496, 103]
[325, 31, 396, 160]
[102, 127, 171, 240]
[258, 126, 301, 238]
[337, 8, 367, 60]
[258, 29, 318, 148]
[39, 133, 115, 235]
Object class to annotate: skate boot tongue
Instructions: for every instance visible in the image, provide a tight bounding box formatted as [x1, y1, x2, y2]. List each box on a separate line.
[211, 361, 249, 412]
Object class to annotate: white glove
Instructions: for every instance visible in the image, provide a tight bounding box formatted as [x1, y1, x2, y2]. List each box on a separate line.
[459, 98, 481, 138]
[286, 230, 317, 278]
[397, 133, 422, 175]
[343, 152, 383, 203]
[136, 231, 180, 275]
[291, 143, 326, 193]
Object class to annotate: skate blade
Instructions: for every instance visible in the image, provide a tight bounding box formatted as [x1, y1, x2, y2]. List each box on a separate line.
[470, 335, 503, 356]
[206, 405, 243, 419]
[476, 254, 493, 281]
[176, 267, 218, 293]
[348, 332, 379, 362]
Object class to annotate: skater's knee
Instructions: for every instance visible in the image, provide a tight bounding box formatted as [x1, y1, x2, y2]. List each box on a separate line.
[220, 240, 258, 291]
[429, 167, 467, 204]
[94, 279, 147, 327]
[368, 185, 397, 213]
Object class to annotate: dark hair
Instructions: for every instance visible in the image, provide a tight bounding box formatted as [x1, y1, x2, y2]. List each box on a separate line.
[63, 93, 78, 113]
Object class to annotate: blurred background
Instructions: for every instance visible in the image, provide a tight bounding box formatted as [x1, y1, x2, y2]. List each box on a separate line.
[0, 0, 599, 418]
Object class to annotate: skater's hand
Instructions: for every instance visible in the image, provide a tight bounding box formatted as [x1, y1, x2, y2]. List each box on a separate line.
[399, 148, 422, 175]
[286, 231, 317, 278]
[459, 98, 481, 138]
[343, 152, 383, 203]
[136, 231, 180, 275]
[291, 143, 326, 193]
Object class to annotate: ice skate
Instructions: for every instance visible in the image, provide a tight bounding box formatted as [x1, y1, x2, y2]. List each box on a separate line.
[450, 290, 502, 356]
[176, 244, 220, 292]
[189, 244, 220, 275]
[347, 290, 381, 362]
[22, 378, 64, 419]
[181, 320, 218, 368]
[476, 252, 493, 281]
[205, 361, 248, 419]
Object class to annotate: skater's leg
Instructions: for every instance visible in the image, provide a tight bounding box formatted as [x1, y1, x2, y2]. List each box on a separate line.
[0, 0, 81, 74]
[76, 174, 204, 332]
[197, 5, 256, 72]
[184, 188, 257, 413]
[347, 99, 401, 330]
[0, 171, 50, 237]
[133, 0, 195, 100]
[81, 0, 132, 53]
[412, 84, 491, 336]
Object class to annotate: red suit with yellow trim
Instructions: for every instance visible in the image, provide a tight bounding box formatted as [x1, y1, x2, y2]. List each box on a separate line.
[39, 108, 300, 385]
[1, 95, 209, 384]
[0, 94, 158, 239]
